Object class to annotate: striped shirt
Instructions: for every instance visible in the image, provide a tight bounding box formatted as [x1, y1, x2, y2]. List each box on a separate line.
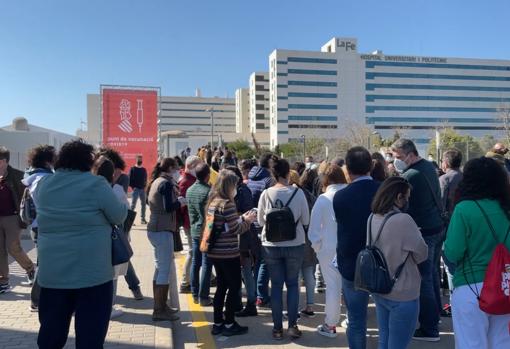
[207, 198, 250, 259]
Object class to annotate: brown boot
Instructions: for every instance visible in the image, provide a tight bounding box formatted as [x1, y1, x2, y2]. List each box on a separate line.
[152, 283, 179, 321]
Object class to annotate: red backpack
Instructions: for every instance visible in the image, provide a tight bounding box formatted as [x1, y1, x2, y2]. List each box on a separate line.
[468, 202, 510, 315]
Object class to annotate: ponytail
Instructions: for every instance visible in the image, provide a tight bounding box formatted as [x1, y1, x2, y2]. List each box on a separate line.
[146, 158, 177, 194]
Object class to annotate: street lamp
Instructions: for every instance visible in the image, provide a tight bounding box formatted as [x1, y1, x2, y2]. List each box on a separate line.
[301, 134, 306, 161]
[206, 108, 214, 148]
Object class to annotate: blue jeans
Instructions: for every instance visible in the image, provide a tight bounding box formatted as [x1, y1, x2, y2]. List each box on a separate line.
[241, 254, 257, 303]
[147, 231, 174, 285]
[301, 265, 315, 306]
[263, 245, 304, 330]
[342, 277, 370, 349]
[124, 262, 140, 291]
[131, 187, 146, 220]
[374, 296, 419, 349]
[256, 258, 270, 302]
[190, 238, 212, 300]
[418, 232, 442, 337]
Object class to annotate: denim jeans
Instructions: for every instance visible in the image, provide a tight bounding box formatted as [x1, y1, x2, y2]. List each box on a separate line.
[241, 254, 257, 303]
[147, 231, 174, 285]
[190, 238, 212, 300]
[256, 258, 270, 302]
[123, 262, 140, 291]
[263, 245, 304, 330]
[130, 187, 146, 220]
[342, 277, 370, 349]
[418, 232, 442, 337]
[301, 265, 315, 306]
[181, 228, 192, 286]
[38, 281, 113, 349]
[374, 296, 419, 349]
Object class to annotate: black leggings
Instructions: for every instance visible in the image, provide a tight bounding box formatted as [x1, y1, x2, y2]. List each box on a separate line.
[38, 281, 113, 349]
[212, 258, 242, 324]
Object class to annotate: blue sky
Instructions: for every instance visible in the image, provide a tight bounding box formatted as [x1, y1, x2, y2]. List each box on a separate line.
[1, 0, 509, 135]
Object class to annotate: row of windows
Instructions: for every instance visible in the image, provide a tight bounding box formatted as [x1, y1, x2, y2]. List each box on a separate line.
[255, 85, 269, 91]
[255, 75, 268, 81]
[365, 61, 510, 71]
[255, 114, 267, 120]
[288, 81, 337, 87]
[288, 69, 337, 76]
[159, 123, 234, 127]
[366, 116, 500, 124]
[288, 92, 337, 98]
[277, 61, 288, 65]
[366, 72, 510, 82]
[366, 95, 510, 103]
[366, 83, 510, 92]
[277, 84, 288, 88]
[366, 105, 499, 113]
[160, 116, 234, 120]
[161, 101, 235, 106]
[278, 131, 289, 134]
[288, 104, 337, 110]
[161, 108, 233, 113]
[375, 125, 501, 131]
[288, 115, 338, 121]
[277, 73, 288, 76]
[288, 124, 338, 129]
[288, 57, 337, 64]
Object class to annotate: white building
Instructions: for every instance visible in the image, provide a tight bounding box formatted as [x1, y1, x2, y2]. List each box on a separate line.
[235, 88, 250, 135]
[249, 72, 270, 145]
[269, 37, 510, 149]
[0, 117, 76, 170]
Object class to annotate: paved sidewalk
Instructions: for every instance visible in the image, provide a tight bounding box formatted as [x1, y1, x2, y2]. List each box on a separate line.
[0, 221, 173, 349]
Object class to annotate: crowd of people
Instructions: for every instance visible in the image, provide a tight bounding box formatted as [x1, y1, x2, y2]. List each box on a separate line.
[1, 138, 510, 348]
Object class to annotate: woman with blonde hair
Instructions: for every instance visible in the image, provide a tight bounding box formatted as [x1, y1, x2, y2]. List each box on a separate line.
[308, 164, 348, 337]
[207, 170, 257, 337]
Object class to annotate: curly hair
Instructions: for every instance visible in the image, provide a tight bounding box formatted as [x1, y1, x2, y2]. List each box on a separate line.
[456, 157, 510, 219]
[27, 145, 56, 169]
[55, 140, 94, 172]
[97, 147, 126, 170]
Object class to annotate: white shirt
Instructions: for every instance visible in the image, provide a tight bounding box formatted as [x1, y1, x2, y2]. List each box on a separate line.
[308, 183, 347, 254]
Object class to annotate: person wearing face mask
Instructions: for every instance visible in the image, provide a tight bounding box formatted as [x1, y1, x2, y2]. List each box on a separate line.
[178, 155, 203, 293]
[369, 177, 428, 349]
[147, 157, 187, 322]
[129, 155, 148, 225]
[391, 138, 444, 342]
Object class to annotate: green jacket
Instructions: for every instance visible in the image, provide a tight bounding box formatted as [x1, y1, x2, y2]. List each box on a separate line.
[186, 181, 211, 239]
[444, 199, 510, 288]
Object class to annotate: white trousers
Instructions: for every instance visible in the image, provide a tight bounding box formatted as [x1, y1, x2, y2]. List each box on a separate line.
[317, 250, 342, 326]
[452, 282, 510, 349]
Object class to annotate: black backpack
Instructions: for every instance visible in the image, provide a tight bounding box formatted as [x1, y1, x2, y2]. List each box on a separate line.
[354, 212, 409, 294]
[265, 187, 299, 243]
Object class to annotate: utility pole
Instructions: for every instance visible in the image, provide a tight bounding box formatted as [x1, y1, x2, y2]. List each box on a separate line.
[301, 135, 306, 161]
[207, 108, 214, 147]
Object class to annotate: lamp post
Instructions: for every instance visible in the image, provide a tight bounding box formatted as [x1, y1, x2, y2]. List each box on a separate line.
[206, 108, 214, 147]
[301, 134, 306, 161]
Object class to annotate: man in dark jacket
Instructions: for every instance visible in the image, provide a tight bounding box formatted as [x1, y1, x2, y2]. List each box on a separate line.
[129, 155, 148, 224]
[333, 146, 380, 349]
[0, 146, 35, 293]
[246, 153, 276, 307]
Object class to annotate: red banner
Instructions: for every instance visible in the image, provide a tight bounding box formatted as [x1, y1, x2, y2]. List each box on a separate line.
[102, 88, 158, 174]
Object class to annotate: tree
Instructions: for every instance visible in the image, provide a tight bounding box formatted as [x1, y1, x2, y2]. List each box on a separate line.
[427, 128, 484, 163]
[498, 105, 510, 146]
[227, 139, 256, 160]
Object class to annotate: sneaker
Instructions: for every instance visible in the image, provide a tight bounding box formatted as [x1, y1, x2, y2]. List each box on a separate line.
[288, 325, 302, 339]
[199, 297, 213, 306]
[300, 309, 315, 318]
[317, 323, 337, 338]
[131, 287, 144, 300]
[412, 329, 440, 342]
[222, 322, 248, 336]
[110, 308, 124, 319]
[255, 298, 271, 308]
[211, 323, 224, 335]
[193, 297, 199, 304]
[340, 318, 349, 329]
[272, 328, 284, 340]
[141, 219, 148, 225]
[29, 304, 39, 313]
[179, 284, 191, 294]
[21, 269, 35, 286]
[0, 284, 12, 294]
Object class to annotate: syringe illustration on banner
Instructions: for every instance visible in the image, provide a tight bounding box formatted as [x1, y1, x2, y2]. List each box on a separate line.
[136, 99, 143, 133]
[118, 98, 144, 133]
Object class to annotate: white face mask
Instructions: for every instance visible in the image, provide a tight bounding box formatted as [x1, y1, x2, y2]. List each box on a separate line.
[171, 171, 180, 183]
[393, 159, 408, 173]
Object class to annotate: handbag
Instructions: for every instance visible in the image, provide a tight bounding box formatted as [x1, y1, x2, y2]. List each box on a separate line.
[112, 225, 133, 266]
